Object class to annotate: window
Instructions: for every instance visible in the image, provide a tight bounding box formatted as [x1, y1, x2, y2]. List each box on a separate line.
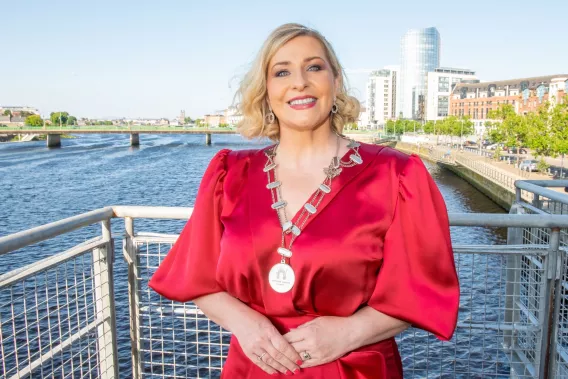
[438, 76, 450, 92]
[438, 96, 449, 117]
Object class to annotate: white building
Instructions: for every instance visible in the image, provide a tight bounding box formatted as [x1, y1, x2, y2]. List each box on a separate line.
[426, 67, 477, 121]
[365, 67, 399, 128]
[224, 106, 243, 126]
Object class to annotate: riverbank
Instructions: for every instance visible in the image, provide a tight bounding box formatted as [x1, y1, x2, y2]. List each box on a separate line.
[395, 141, 563, 210]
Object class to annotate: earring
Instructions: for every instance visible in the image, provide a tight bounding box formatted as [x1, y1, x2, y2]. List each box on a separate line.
[266, 110, 275, 124]
[331, 100, 338, 114]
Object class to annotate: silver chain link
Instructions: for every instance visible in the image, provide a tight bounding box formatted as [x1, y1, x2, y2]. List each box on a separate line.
[263, 134, 362, 263]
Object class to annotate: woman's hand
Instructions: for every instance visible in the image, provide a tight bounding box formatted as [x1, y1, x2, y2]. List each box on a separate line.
[283, 316, 352, 368]
[233, 317, 303, 375]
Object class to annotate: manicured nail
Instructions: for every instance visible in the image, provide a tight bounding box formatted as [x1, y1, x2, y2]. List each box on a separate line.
[285, 370, 292, 376]
[296, 360, 303, 365]
[293, 368, 300, 374]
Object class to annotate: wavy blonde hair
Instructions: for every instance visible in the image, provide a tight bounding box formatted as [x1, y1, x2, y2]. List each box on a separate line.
[235, 23, 360, 141]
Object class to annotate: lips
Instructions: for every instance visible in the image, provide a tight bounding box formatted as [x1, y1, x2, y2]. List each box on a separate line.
[288, 96, 317, 110]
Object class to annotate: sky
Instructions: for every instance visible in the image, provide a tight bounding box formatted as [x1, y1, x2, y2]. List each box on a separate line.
[1, 0, 567, 119]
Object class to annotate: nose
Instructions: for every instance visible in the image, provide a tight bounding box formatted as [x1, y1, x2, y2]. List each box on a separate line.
[291, 70, 308, 91]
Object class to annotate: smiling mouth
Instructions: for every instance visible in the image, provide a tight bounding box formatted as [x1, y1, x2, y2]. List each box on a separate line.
[288, 97, 317, 108]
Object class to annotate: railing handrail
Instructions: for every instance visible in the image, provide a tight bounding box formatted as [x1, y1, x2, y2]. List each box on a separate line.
[516, 180, 568, 204]
[0, 207, 114, 255]
[4, 200, 568, 256]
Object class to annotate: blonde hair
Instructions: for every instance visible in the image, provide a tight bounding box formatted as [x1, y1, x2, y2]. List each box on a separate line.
[235, 23, 360, 141]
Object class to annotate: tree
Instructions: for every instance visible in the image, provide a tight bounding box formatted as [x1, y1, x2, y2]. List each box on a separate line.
[67, 116, 77, 125]
[184, 116, 193, 124]
[50, 112, 69, 126]
[3, 110, 12, 117]
[25, 115, 43, 126]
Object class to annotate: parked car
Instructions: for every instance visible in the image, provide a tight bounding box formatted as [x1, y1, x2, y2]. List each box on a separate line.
[486, 143, 504, 150]
[506, 146, 528, 154]
[519, 159, 538, 172]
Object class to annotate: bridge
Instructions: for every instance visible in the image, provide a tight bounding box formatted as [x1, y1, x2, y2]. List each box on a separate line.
[0, 126, 237, 147]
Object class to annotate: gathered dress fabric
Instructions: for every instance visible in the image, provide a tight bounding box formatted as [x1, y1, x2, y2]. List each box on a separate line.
[149, 142, 460, 379]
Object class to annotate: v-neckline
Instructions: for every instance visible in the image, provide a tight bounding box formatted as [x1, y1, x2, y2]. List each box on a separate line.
[277, 145, 356, 225]
[250, 141, 378, 238]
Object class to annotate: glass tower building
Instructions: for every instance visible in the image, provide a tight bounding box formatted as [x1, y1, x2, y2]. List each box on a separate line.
[399, 27, 440, 120]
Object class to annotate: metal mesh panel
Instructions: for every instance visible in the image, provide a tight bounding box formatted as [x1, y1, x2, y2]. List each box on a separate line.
[135, 232, 549, 378]
[135, 235, 230, 378]
[524, 194, 568, 378]
[0, 241, 115, 379]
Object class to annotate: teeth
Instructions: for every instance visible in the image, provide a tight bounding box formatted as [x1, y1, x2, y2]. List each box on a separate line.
[290, 98, 316, 106]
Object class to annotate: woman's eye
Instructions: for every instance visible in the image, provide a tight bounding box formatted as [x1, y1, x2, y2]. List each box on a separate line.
[275, 70, 289, 77]
[308, 65, 322, 72]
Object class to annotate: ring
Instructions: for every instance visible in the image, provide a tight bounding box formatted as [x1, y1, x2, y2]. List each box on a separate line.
[257, 352, 267, 361]
[301, 351, 311, 360]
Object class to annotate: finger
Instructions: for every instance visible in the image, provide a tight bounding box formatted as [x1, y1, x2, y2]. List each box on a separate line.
[259, 346, 293, 375]
[291, 341, 311, 359]
[271, 334, 304, 368]
[266, 337, 302, 373]
[283, 328, 305, 344]
[248, 351, 277, 375]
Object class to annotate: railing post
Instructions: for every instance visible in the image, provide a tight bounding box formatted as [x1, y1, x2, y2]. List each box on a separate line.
[548, 246, 565, 378]
[93, 219, 119, 378]
[505, 204, 523, 352]
[538, 228, 560, 378]
[124, 217, 142, 378]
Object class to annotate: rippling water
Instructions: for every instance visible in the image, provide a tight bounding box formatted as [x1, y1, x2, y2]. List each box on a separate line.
[0, 134, 506, 378]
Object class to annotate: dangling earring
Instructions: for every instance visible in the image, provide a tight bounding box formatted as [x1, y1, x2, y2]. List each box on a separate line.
[267, 110, 275, 124]
[266, 105, 276, 124]
[331, 99, 338, 114]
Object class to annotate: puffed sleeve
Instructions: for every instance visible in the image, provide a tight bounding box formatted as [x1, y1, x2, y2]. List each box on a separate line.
[368, 154, 459, 341]
[148, 149, 230, 302]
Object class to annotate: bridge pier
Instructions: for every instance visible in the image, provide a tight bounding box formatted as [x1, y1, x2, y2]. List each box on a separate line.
[130, 133, 140, 146]
[47, 134, 61, 148]
[205, 133, 211, 145]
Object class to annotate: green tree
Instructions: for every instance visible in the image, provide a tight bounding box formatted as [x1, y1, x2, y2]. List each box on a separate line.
[67, 116, 77, 125]
[3, 110, 12, 117]
[50, 112, 69, 126]
[487, 105, 528, 149]
[184, 116, 193, 124]
[25, 115, 43, 126]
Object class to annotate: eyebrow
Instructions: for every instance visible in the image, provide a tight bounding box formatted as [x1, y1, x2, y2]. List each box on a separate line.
[271, 56, 324, 69]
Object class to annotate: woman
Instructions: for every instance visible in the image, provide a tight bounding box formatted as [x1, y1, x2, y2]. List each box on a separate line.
[149, 23, 459, 378]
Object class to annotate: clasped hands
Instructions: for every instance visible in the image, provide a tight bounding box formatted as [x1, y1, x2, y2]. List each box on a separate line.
[239, 316, 353, 376]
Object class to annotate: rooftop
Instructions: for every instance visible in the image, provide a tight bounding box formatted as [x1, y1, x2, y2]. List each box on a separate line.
[454, 74, 568, 91]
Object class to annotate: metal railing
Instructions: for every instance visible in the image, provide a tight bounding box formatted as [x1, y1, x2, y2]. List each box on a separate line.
[1, 182, 568, 378]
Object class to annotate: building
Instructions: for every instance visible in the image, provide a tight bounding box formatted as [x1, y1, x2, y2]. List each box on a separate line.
[426, 67, 478, 121]
[224, 106, 243, 126]
[399, 27, 441, 120]
[178, 110, 185, 125]
[0, 106, 40, 116]
[365, 67, 399, 128]
[357, 106, 369, 130]
[450, 74, 568, 136]
[204, 114, 225, 127]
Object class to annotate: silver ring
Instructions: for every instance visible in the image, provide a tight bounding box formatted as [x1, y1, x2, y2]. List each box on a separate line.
[257, 352, 267, 361]
[301, 351, 311, 360]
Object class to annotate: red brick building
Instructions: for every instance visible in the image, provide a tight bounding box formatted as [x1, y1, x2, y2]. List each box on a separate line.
[449, 74, 568, 136]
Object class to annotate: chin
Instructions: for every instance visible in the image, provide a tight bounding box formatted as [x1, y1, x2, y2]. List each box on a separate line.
[283, 115, 329, 131]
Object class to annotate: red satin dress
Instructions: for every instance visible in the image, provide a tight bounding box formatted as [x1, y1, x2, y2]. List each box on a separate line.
[149, 142, 459, 379]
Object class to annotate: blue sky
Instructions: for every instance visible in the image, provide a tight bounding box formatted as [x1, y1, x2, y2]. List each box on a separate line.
[1, 0, 567, 119]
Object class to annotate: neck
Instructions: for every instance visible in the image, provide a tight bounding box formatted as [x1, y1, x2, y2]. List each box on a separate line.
[275, 121, 338, 171]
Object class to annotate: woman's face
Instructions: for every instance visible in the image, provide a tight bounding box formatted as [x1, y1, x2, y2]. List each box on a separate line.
[266, 36, 338, 132]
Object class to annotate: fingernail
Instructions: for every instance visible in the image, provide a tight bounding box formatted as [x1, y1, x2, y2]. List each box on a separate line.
[293, 368, 300, 374]
[285, 370, 292, 376]
[296, 360, 303, 365]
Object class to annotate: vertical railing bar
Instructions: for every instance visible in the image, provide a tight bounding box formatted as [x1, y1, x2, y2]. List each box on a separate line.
[539, 228, 560, 378]
[22, 280, 32, 374]
[548, 248, 566, 378]
[125, 216, 142, 378]
[102, 219, 119, 378]
[72, 259, 85, 377]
